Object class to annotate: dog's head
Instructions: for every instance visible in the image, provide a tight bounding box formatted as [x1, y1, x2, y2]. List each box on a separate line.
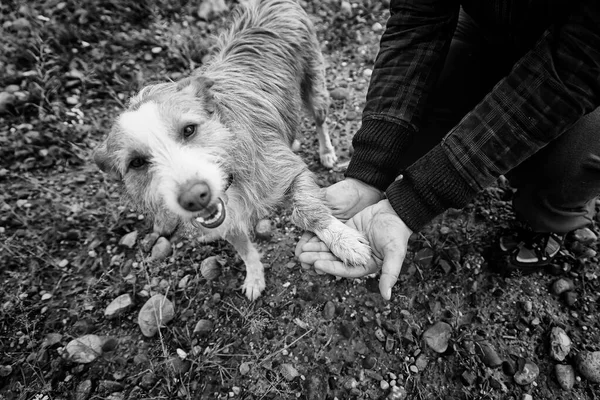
[94, 76, 235, 232]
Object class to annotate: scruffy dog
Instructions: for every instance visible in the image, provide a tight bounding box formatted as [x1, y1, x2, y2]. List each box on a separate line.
[93, 0, 370, 300]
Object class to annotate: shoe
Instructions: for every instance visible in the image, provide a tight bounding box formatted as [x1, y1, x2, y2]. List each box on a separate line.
[498, 228, 565, 269]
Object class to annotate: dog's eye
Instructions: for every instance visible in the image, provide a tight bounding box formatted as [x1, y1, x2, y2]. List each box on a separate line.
[129, 157, 147, 169]
[182, 124, 197, 139]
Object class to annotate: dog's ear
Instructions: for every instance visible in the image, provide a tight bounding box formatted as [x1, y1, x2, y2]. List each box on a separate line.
[177, 76, 216, 113]
[93, 140, 122, 181]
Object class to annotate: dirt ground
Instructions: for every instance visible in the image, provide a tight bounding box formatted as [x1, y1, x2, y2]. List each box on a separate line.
[1, 1, 600, 399]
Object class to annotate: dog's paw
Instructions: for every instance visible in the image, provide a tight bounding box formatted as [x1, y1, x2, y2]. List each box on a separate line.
[319, 149, 337, 169]
[242, 273, 266, 301]
[319, 218, 371, 267]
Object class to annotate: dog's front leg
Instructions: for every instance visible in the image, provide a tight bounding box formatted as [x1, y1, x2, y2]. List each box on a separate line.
[290, 170, 371, 267]
[226, 232, 266, 301]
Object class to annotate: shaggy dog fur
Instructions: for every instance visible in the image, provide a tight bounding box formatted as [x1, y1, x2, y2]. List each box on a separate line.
[93, 0, 370, 300]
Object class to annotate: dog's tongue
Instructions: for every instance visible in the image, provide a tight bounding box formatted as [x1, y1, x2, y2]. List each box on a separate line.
[195, 198, 226, 229]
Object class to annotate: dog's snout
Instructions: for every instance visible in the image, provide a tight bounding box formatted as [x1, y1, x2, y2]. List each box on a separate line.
[178, 181, 212, 211]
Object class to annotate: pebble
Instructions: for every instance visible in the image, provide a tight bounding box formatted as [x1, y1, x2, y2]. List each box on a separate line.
[387, 385, 407, 400]
[362, 355, 377, 369]
[322, 300, 336, 320]
[140, 232, 160, 252]
[150, 237, 172, 261]
[75, 379, 92, 400]
[193, 319, 213, 335]
[572, 227, 597, 244]
[522, 395, 533, 400]
[240, 362, 251, 375]
[563, 291, 578, 307]
[363, 69, 373, 79]
[461, 371, 476, 386]
[374, 328, 386, 342]
[97, 380, 125, 395]
[168, 356, 191, 374]
[119, 231, 138, 248]
[549, 327, 571, 361]
[555, 364, 575, 390]
[513, 359, 539, 386]
[63, 335, 106, 364]
[575, 351, 600, 383]
[104, 294, 134, 319]
[200, 256, 224, 280]
[372, 22, 384, 32]
[329, 87, 350, 101]
[254, 219, 273, 241]
[0, 92, 16, 113]
[551, 278, 575, 295]
[414, 353, 428, 371]
[66, 96, 79, 106]
[422, 321, 452, 353]
[138, 294, 175, 337]
[340, 1, 352, 17]
[477, 340, 502, 368]
[380, 380, 390, 390]
[140, 372, 157, 390]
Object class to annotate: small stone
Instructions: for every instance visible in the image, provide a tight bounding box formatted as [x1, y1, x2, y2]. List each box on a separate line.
[75, 379, 92, 400]
[0, 92, 16, 113]
[280, 363, 300, 381]
[575, 351, 600, 383]
[363, 68, 373, 79]
[168, 356, 191, 374]
[97, 380, 124, 395]
[41, 293, 53, 301]
[41, 333, 63, 348]
[104, 294, 134, 319]
[522, 395, 533, 400]
[572, 227, 597, 244]
[387, 385, 407, 400]
[374, 328, 386, 342]
[254, 219, 273, 241]
[193, 319, 213, 335]
[563, 291, 577, 307]
[555, 364, 575, 390]
[197, 0, 228, 20]
[513, 360, 539, 386]
[437, 259, 452, 274]
[322, 300, 336, 320]
[140, 372, 157, 390]
[138, 294, 175, 337]
[63, 335, 106, 363]
[385, 336, 395, 353]
[5, 84, 20, 93]
[380, 380, 390, 390]
[551, 278, 575, 295]
[200, 256, 225, 280]
[461, 371, 477, 386]
[329, 87, 350, 101]
[372, 22, 384, 32]
[119, 231, 138, 248]
[239, 362, 251, 376]
[151, 46, 162, 54]
[414, 353, 428, 371]
[550, 327, 572, 362]
[422, 321, 452, 353]
[150, 237, 172, 261]
[476, 340, 502, 367]
[140, 232, 160, 252]
[340, 1, 352, 17]
[66, 96, 79, 105]
[362, 355, 377, 369]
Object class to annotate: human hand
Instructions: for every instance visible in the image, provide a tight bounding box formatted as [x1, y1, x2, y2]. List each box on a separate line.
[323, 178, 384, 221]
[295, 199, 412, 300]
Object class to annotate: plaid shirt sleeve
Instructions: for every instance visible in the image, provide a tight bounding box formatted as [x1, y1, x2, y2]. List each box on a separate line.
[345, 0, 460, 191]
[387, 0, 600, 231]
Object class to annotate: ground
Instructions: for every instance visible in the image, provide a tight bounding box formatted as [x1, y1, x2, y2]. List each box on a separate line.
[1, 1, 600, 399]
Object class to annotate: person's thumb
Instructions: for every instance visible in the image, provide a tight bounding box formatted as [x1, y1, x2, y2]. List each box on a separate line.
[378, 248, 405, 301]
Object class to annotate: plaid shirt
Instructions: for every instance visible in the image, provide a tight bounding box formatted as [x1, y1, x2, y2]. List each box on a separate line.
[346, 0, 600, 231]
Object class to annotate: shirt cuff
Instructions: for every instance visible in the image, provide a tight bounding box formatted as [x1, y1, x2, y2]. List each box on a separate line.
[386, 144, 479, 232]
[345, 118, 415, 191]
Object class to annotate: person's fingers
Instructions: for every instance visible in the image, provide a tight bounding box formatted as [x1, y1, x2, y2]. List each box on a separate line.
[300, 241, 332, 252]
[298, 251, 339, 265]
[314, 259, 378, 278]
[295, 231, 317, 258]
[378, 248, 406, 301]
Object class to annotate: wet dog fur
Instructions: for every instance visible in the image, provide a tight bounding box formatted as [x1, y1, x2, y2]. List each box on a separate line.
[93, 0, 371, 300]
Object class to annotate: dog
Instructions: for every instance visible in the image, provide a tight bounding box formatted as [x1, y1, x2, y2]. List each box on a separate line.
[93, 0, 371, 300]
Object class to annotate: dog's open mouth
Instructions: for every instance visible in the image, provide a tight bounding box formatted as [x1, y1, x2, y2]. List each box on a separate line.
[194, 197, 226, 229]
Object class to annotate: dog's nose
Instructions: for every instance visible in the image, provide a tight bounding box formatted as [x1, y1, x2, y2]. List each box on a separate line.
[178, 181, 211, 211]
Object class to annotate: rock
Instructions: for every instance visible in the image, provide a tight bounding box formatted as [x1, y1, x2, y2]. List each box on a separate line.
[329, 88, 350, 101]
[150, 237, 172, 261]
[575, 351, 600, 383]
[140, 372, 157, 390]
[513, 359, 539, 386]
[322, 300, 336, 320]
[75, 379, 92, 400]
[66, 96, 79, 105]
[476, 340, 502, 368]
[422, 321, 452, 353]
[374, 328, 386, 342]
[461, 371, 477, 386]
[5, 84, 20, 93]
[572, 227, 597, 244]
[193, 319, 213, 335]
[362, 355, 377, 369]
[387, 385, 407, 400]
[414, 353, 428, 371]
[304, 369, 328, 400]
[372, 22, 384, 32]
[363, 68, 373, 79]
[104, 294, 134, 319]
[550, 327, 572, 361]
[200, 256, 225, 280]
[0, 365, 12, 377]
[340, 1, 352, 17]
[0, 92, 16, 114]
[254, 219, 273, 241]
[551, 278, 575, 295]
[563, 291, 578, 307]
[97, 380, 124, 395]
[138, 294, 175, 337]
[522, 395, 533, 400]
[380, 380, 390, 390]
[11, 17, 31, 31]
[140, 232, 160, 252]
[63, 335, 107, 363]
[555, 364, 575, 390]
[239, 362, 251, 375]
[168, 356, 191, 374]
[119, 231, 138, 248]
[41, 333, 63, 348]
